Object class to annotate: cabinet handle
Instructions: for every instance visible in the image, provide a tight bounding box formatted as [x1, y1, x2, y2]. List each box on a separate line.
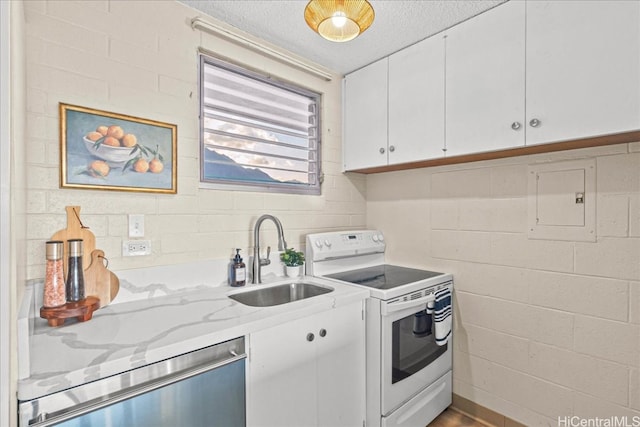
[319, 328, 327, 338]
[306, 333, 315, 342]
[529, 118, 541, 128]
[511, 121, 521, 130]
[389, 145, 395, 153]
[379, 147, 385, 154]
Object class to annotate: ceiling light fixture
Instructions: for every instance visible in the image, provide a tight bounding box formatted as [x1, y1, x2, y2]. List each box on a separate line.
[304, 0, 375, 43]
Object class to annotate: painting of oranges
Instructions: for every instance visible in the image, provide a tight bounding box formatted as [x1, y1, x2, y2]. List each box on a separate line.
[82, 124, 165, 175]
[60, 103, 177, 194]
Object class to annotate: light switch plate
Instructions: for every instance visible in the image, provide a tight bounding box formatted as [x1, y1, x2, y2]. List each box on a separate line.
[128, 214, 144, 238]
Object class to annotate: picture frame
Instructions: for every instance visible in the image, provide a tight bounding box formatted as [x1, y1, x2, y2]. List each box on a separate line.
[59, 103, 177, 194]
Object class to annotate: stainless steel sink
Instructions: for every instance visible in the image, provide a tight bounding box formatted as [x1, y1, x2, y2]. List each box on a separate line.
[228, 282, 333, 307]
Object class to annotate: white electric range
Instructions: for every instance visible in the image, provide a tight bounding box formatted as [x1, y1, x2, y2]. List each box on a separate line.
[306, 230, 453, 427]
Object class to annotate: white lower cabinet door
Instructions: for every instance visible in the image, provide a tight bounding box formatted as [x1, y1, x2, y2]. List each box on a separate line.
[316, 302, 366, 427]
[247, 314, 317, 427]
[247, 302, 366, 427]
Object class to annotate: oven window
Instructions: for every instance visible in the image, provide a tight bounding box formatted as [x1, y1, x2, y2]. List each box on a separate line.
[392, 310, 447, 384]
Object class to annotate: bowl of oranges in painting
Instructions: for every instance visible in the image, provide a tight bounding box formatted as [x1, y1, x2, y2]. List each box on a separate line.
[83, 125, 140, 164]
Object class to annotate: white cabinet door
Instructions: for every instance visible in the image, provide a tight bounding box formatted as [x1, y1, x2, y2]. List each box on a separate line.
[389, 35, 446, 163]
[343, 58, 388, 171]
[247, 302, 365, 427]
[316, 302, 365, 427]
[525, 0, 640, 145]
[248, 315, 317, 427]
[445, 0, 526, 156]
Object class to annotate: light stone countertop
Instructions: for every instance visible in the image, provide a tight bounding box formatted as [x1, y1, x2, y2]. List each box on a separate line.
[18, 273, 368, 401]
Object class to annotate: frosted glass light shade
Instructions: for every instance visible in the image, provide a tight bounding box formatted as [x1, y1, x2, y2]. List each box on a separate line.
[304, 0, 375, 42]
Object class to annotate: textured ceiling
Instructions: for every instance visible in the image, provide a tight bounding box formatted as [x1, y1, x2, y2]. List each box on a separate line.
[179, 0, 506, 75]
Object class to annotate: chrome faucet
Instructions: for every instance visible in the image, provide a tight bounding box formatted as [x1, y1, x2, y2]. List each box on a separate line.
[252, 214, 287, 284]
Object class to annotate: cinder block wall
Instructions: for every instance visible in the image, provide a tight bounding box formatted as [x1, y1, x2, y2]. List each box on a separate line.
[367, 144, 640, 425]
[22, 0, 365, 280]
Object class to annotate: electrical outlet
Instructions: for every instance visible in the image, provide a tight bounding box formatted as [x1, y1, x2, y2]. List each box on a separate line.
[128, 214, 145, 238]
[122, 239, 151, 256]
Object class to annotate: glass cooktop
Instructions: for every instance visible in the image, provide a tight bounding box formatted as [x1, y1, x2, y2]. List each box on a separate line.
[324, 264, 444, 290]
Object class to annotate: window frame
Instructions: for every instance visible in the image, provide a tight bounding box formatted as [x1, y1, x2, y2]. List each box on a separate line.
[199, 55, 322, 195]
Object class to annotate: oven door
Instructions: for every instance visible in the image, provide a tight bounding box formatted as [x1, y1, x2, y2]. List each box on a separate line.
[380, 294, 452, 416]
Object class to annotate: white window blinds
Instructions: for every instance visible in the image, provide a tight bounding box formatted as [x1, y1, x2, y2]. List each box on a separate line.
[200, 56, 321, 194]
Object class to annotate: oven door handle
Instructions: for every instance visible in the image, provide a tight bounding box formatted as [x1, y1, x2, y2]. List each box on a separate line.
[381, 293, 435, 316]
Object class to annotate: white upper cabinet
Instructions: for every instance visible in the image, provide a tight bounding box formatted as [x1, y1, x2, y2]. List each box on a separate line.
[525, 0, 640, 145]
[445, 0, 526, 156]
[388, 35, 446, 162]
[343, 58, 388, 170]
[343, 35, 446, 171]
[342, 0, 640, 172]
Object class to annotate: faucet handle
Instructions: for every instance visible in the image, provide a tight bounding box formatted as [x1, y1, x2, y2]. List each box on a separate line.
[259, 246, 271, 267]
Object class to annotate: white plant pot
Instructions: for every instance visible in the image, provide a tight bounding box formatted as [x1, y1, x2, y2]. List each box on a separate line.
[285, 265, 303, 278]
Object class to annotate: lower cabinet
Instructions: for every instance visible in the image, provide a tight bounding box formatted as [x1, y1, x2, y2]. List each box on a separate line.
[247, 301, 365, 427]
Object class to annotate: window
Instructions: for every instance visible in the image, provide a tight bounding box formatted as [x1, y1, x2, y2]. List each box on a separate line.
[200, 56, 321, 195]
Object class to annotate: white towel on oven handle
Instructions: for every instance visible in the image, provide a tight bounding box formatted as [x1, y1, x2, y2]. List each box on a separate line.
[433, 287, 452, 346]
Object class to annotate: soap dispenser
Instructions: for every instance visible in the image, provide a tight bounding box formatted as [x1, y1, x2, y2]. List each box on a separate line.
[229, 249, 246, 287]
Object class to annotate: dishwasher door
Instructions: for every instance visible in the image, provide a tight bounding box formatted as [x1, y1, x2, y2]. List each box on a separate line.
[19, 337, 246, 427]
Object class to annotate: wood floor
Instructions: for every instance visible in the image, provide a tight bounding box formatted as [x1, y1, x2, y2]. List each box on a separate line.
[427, 408, 488, 427]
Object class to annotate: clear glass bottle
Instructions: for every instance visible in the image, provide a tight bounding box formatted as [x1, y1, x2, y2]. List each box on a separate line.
[43, 240, 66, 307]
[65, 239, 85, 302]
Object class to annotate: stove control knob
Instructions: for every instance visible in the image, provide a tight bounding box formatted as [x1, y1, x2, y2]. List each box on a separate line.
[324, 239, 332, 248]
[378, 234, 385, 242]
[372, 235, 379, 243]
[314, 240, 322, 249]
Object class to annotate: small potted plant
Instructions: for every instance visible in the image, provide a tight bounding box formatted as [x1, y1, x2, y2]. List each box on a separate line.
[280, 248, 305, 278]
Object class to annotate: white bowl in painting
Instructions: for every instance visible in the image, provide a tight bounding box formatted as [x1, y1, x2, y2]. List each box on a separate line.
[83, 136, 138, 164]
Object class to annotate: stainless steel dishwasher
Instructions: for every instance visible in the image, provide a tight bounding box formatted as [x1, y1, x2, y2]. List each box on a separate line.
[19, 337, 246, 427]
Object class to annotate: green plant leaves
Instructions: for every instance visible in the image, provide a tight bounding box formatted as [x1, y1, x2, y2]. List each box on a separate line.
[280, 248, 305, 267]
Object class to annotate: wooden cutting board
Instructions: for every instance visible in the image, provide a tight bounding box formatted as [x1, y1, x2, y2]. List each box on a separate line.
[50, 206, 96, 274]
[84, 249, 120, 308]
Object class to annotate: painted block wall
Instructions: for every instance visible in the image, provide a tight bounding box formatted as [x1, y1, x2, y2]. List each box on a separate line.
[22, 0, 366, 281]
[367, 143, 640, 425]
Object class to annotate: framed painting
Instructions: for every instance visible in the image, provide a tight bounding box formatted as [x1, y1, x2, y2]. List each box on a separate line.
[60, 103, 177, 194]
